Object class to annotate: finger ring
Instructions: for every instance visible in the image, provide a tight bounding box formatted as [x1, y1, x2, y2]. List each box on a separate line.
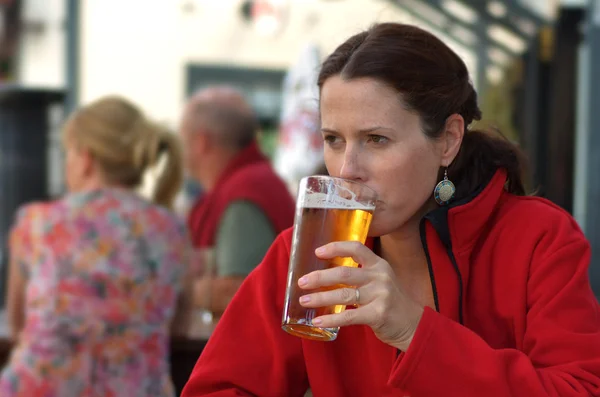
[354, 287, 361, 305]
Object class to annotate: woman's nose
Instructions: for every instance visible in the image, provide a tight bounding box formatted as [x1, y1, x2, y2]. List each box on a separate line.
[339, 147, 363, 181]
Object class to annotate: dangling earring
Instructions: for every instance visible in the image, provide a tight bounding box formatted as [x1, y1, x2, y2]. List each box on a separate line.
[434, 168, 456, 206]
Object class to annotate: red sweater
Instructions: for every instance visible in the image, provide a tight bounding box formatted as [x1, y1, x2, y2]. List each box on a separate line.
[188, 142, 295, 248]
[182, 170, 600, 397]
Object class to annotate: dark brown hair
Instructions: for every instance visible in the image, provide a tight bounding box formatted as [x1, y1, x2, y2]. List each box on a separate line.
[318, 23, 526, 200]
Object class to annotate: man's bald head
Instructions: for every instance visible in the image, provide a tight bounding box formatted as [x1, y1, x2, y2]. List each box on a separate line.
[183, 85, 259, 150]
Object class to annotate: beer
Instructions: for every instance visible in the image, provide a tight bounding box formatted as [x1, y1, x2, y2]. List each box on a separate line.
[282, 178, 376, 342]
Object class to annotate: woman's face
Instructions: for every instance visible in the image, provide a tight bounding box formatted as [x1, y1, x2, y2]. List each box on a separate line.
[320, 76, 462, 237]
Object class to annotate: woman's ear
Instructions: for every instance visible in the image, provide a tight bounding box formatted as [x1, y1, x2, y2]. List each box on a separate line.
[440, 114, 464, 167]
[78, 147, 96, 179]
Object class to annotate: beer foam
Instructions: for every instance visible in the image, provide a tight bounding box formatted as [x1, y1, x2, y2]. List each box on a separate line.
[302, 192, 375, 210]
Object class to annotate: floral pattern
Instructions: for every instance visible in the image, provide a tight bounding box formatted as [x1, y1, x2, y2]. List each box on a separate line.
[0, 189, 190, 397]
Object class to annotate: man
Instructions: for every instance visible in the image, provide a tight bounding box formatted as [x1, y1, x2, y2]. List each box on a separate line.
[179, 85, 295, 317]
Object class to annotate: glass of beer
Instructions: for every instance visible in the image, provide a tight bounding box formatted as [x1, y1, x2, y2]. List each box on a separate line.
[282, 176, 377, 341]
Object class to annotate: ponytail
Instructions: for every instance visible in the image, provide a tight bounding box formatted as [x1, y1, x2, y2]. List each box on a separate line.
[65, 96, 184, 208]
[151, 130, 184, 209]
[448, 128, 528, 201]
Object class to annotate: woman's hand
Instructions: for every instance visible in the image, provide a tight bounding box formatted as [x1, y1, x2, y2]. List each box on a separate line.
[298, 241, 424, 352]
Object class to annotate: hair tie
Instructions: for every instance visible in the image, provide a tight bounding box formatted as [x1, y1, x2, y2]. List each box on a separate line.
[158, 139, 169, 153]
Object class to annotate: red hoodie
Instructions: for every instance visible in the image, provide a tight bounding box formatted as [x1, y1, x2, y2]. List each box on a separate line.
[182, 170, 600, 397]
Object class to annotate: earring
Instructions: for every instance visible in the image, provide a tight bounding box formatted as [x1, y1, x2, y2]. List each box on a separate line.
[434, 168, 456, 206]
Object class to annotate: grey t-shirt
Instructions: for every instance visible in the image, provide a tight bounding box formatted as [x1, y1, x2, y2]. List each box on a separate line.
[215, 200, 277, 277]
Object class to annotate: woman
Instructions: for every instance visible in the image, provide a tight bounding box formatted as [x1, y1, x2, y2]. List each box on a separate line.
[1, 96, 194, 396]
[182, 23, 600, 397]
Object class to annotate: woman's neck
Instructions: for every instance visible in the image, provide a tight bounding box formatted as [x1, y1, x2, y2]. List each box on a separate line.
[73, 177, 129, 194]
[378, 200, 437, 276]
[379, 223, 426, 276]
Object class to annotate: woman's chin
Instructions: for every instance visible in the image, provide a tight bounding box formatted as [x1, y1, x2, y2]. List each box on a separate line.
[367, 215, 410, 238]
[367, 222, 388, 238]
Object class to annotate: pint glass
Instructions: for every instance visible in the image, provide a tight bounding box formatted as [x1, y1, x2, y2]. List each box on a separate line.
[282, 176, 377, 341]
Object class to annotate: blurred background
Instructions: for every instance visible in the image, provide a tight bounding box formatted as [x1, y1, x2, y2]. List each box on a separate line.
[3, 0, 600, 392]
[2, 0, 600, 292]
[0, 0, 599, 340]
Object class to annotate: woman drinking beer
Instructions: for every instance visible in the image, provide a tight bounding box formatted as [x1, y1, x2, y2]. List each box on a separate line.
[182, 23, 600, 397]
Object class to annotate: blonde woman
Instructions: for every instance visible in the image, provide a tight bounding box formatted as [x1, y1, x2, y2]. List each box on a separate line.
[1, 96, 194, 397]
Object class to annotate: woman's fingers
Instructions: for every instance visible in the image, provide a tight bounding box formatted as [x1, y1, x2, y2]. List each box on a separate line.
[298, 265, 365, 290]
[311, 305, 377, 328]
[298, 241, 382, 290]
[315, 241, 383, 269]
[299, 285, 370, 308]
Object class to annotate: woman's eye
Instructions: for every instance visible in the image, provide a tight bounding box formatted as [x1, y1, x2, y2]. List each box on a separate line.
[324, 135, 341, 145]
[368, 135, 388, 144]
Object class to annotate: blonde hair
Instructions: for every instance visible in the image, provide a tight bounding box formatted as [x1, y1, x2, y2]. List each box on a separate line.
[64, 96, 183, 208]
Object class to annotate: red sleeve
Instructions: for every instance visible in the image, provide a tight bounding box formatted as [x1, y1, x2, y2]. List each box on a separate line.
[181, 230, 309, 397]
[388, 231, 600, 396]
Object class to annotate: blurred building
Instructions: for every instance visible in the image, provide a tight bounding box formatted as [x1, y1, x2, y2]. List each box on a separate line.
[12, 0, 485, 124]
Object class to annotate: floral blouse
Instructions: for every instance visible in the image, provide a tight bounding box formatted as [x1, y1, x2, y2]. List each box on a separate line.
[0, 189, 190, 397]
